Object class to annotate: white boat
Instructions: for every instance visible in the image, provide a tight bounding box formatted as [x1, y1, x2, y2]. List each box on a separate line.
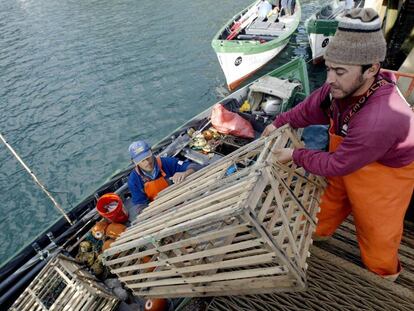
[305, 0, 346, 64]
[212, 0, 301, 90]
[305, 0, 380, 64]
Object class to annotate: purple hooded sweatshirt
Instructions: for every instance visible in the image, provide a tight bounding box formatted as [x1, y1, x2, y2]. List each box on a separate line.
[273, 72, 414, 177]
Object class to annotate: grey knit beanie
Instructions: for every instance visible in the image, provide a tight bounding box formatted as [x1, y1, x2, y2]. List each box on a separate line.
[324, 8, 386, 65]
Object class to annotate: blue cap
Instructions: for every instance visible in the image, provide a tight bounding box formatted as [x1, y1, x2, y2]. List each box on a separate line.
[129, 141, 152, 164]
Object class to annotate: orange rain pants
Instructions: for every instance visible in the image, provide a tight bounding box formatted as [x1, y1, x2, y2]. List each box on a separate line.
[137, 157, 169, 202]
[315, 127, 414, 276]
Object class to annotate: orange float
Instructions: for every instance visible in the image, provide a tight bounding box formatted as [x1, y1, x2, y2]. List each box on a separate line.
[144, 298, 167, 311]
[105, 223, 126, 239]
[102, 239, 115, 252]
[91, 220, 109, 240]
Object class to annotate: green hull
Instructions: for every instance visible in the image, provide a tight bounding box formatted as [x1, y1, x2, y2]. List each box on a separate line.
[267, 57, 310, 107]
[305, 18, 338, 36]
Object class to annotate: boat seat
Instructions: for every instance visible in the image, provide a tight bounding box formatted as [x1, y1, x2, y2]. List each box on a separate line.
[245, 20, 285, 36]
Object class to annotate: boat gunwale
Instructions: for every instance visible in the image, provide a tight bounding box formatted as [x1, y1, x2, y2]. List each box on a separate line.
[211, 0, 302, 54]
[305, 17, 338, 36]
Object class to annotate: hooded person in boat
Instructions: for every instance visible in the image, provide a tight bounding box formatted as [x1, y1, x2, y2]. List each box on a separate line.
[127, 140, 199, 211]
[263, 8, 414, 281]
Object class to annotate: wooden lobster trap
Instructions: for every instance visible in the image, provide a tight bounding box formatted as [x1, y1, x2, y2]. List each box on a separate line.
[102, 125, 326, 298]
[10, 255, 119, 311]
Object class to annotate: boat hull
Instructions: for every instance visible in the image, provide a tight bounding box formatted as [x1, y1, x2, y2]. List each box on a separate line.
[308, 33, 333, 64]
[305, 18, 338, 64]
[212, 1, 301, 90]
[216, 43, 288, 90]
[305, 0, 372, 64]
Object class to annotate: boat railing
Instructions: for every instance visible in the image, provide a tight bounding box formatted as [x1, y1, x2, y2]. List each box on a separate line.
[381, 69, 414, 106]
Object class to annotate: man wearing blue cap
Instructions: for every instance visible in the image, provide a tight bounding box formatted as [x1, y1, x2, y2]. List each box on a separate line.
[127, 140, 198, 209]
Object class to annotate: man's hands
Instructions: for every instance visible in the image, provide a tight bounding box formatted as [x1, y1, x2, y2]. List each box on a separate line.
[261, 123, 277, 137]
[272, 148, 294, 164]
[262, 123, 294, 164]
[170, 169, 194, 184]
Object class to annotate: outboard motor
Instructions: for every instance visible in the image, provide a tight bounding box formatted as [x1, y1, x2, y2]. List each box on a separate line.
[247, 75, 302, 117]
[261, 96, 282, 116]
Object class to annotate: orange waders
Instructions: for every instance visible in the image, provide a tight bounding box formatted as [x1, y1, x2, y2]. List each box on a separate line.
[136, 158, 170, 202]
[315, 126, 414, 277]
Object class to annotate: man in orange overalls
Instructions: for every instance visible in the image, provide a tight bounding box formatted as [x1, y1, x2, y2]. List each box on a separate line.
[263, 8, 414, 280]
[127, 140, 198, 211]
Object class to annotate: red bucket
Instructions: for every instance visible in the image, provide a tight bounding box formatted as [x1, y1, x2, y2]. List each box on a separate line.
[96, 193, 128, 223]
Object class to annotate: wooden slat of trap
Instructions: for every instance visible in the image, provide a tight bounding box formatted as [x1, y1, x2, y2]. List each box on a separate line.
[133, 167, 257, 224]
[120, 253, 278, 282]
[105, 223, 250, 266]
[118, 176, 256, 242]
[129, 266, 286, 289]
[112, 238, 264, 275]
[104, 205, 246, 258]
[137, 275, 298, 298]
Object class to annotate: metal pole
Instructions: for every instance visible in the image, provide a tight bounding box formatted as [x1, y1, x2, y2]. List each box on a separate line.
[0, 133, 73, 225]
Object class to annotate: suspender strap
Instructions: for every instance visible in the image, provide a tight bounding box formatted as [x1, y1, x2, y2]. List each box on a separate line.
[321, 78, 389, 136]
[135, 157, 166, 182]
[340, 79, 389, 135]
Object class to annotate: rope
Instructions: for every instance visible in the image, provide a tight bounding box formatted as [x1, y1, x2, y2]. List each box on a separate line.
[0, 132, 73, 225]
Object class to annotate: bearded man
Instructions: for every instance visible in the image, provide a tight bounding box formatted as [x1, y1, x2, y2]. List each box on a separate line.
[263, 8, 414, 280]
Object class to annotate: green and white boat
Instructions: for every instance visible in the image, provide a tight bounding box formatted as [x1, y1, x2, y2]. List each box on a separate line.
[305, 0, 374, 64]
[212, 0, 301, 91]
[304, 0, 344, 64]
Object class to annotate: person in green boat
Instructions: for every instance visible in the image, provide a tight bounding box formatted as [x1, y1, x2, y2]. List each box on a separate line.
[263, 8, 414, 280]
